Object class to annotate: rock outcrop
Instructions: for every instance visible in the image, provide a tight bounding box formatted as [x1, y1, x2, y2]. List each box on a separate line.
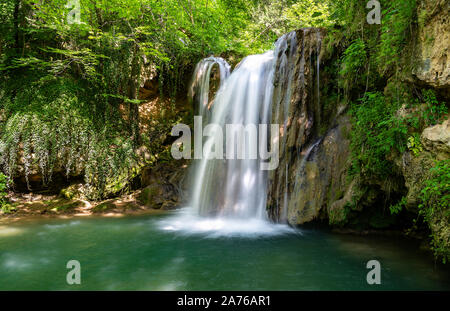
[394, 117, 449, 209]
[267, 28, 354, 225]
[268, 4, 450, 228]
[421, 118, 450, 159]
[412, 0, 449, 94]
[139, 160, 189, 210]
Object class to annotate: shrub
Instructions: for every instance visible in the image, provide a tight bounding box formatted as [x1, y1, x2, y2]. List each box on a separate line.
[0, 172, 11, 213]
[421, 89, 448, 127]
[376, 0, 417, 74]
[349, 92, 408, 180]
[0, 77, 137, 199]
[339, 38, 367, 94]
[419, 160, 450, 263]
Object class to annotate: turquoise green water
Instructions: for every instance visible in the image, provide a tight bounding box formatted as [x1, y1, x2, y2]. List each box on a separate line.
[0, 212, 448, 290]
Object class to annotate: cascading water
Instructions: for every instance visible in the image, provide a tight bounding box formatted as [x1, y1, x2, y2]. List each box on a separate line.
[188, 57, 231, 122]
[161, 29, 323, 235]
[190, 50, 277, 220]
[160, 38, 299, 236]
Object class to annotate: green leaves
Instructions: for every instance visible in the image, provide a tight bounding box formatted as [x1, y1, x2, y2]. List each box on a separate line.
[421, 89, 448, 126]
[350, 92, 407, 179]
[339, 38, 367, 93]
[376, 0, 417, 74]
[419, 159, 450, 263]
[0, 172, 10, 213]
[407, 134, 423, 156]
[389, 196, 406, 215]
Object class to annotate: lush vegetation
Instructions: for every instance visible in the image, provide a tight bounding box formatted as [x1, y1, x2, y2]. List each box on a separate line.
[0, 0, 336, 199]
[419, 160, 450, 263]
[349, 91, 407, 180]
[331, 0, 448, 262]
[0, 172, 12, 213]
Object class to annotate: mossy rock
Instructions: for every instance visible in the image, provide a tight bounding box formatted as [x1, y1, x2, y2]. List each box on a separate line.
[92, 200, 117, 213]
[27, 201, 51, 211]
[1, 204, 17, 214]
[60, 184, 84, 200]
[48, 199, 84, 212]
[329, 202, 351, 226]
[138, 184, 164, 209]
[23, 198, 83, 213]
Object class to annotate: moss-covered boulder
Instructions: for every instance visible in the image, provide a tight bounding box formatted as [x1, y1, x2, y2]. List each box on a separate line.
[138, 184, 165, 209]
[60, 184, 85, 200]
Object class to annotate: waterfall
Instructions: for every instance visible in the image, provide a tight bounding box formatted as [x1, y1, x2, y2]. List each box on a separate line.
[188, 57, 231, 122]
[190, 51, 277, 219]
[161, 29, 324, 235]
[189, 31, 307, 222]
[180, 35, 301, 225]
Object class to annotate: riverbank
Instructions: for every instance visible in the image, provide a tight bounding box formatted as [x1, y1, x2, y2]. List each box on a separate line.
[0, 191, 167, 223]
[0, 192, 424, 240]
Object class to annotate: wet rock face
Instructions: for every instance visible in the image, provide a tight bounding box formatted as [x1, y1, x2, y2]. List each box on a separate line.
[413, 0, 449, 94]
[267, 28, 353, 225]
[139, 161, 189, 210]
[286, 116, 352, 225]
[394, 118, 450, 257]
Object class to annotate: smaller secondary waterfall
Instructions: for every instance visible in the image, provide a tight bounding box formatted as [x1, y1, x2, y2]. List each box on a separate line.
[188, 57, 231, 122]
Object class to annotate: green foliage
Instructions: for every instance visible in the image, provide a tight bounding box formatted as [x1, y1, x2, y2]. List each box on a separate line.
[389, 196, 406, 215]
[0, 172, 12, 213]
[0, 172, 7, 201]
[407, 134, 423, 156]
[327, 0, 418, 96]
[376, 0, 417, 74]
[419, 160, 450, 263]
[1, 0, 258, 97]
[350, 92, 408, 180]
[240, 0, 334, 52]
[0, 76, 137, 199]
[339, 39, 367, 94]
[421, 89, 448, 126]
